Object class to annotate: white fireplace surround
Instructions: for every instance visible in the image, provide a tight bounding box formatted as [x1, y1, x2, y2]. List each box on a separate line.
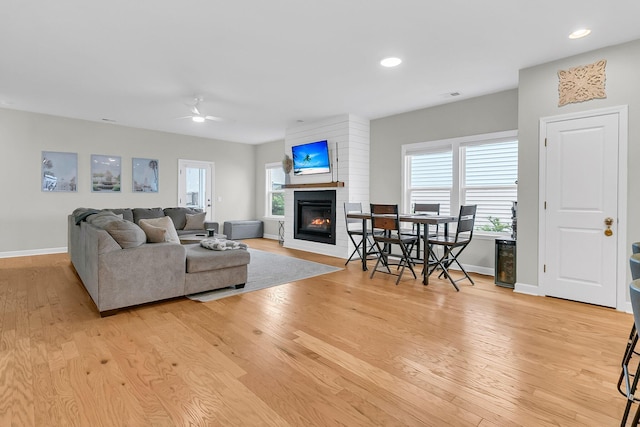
[283, 114, 370, 259]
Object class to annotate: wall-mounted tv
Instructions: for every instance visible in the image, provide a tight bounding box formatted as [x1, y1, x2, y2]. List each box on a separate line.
[291, 140, 331, 176]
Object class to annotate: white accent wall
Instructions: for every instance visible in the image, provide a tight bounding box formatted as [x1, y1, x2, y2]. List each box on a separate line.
[284, 114, 370, 258]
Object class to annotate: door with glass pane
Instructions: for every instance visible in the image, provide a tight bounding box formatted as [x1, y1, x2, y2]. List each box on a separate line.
[178, 160, 214, 221]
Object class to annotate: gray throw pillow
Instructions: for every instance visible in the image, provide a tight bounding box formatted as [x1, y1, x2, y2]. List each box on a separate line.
[184, 212, 206, 230]
[163, 207, 200, 230]
[103, 219, 146, 249]
[87, 211, 123, 229]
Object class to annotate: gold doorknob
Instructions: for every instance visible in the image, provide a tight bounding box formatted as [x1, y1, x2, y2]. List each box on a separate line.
[604, 217, 614, 236]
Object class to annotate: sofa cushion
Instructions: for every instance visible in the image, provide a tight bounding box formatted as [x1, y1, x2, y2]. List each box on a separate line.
[184, 212, 206, 230]
[105, 208, 134, 222]
[163, 207, 201, 230]
[138, 216, 180, 244]
[138, 221, 167, 243]
[185, 244, 250, 273]
[103, 219, 146, 249]
[133, 207, 165, 224]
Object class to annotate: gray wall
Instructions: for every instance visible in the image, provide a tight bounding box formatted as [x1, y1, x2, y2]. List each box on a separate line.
[369, 89, 519, 270]
[518, 39, 640, 290]
[254, 139, 285, 238]
[0, 108, 256, 254]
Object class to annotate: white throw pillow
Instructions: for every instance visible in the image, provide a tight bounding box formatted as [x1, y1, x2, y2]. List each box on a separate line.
[138, 216, 180, 244]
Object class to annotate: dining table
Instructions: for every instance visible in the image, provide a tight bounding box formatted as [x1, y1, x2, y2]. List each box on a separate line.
[346, 212, 458, 285]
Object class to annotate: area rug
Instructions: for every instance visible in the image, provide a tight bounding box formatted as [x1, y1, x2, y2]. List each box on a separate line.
[187, 248, 341, 302]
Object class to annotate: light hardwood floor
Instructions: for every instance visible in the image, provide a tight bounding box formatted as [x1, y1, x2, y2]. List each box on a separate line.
[0, 239, 633, 426]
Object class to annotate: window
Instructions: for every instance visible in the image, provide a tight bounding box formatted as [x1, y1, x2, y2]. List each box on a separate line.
[265, 163, 285, 217]
[403, 131, 517, 234]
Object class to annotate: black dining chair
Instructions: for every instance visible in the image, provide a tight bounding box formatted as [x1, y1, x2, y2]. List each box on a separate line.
[410, 203, 440, 260]
[426, 204, 477, 291]
[369, 204, 418, 285]
[617, 253, 640, 425]
[618, 279, 640, 426]
[344, 202, 379, 265]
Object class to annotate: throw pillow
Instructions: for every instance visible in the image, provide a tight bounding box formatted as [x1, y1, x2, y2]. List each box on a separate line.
[138, 216, 180, 244]
[87, 211, 123, 229]
[103, 219, 146, 249]
[163, 207, 200, 230]
[138, 222, 167, 243]
[184, 212, 206, 230]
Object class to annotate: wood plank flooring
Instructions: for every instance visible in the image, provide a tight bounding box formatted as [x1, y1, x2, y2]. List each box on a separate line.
[0, 239, 633, 426]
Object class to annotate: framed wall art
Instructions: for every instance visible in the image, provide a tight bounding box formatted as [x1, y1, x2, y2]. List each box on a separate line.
[91, 154, 121, 192]
[132, 157, 159, 192]
[41, 151, 78, 192]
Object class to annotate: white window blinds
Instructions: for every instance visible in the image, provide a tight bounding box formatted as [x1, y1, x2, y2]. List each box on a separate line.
[404, 131, 517, 235]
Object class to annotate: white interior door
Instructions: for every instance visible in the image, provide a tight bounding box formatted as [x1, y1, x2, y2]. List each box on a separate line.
[541, 113, 619, 307]
[178, 160, 214, 221]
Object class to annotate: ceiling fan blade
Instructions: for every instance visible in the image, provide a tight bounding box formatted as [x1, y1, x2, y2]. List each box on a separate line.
[190, 105, 201, 116]
[205, 115, 226, 122]
[175, 115, 193, 120]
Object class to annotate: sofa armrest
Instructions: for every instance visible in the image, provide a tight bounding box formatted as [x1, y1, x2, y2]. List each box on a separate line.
[204, 221, 219, 233]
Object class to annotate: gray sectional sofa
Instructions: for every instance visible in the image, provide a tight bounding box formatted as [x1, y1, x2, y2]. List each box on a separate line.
[68, 207, 250, 315]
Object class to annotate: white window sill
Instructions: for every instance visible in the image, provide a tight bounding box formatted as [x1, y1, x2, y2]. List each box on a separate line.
[473, 232, 514, 241]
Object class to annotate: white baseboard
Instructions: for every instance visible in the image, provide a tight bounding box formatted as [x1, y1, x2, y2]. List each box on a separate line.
[461, 263, 493, 277]
[514, 282, 542, 296]
[0, 247, 67, 259]
[446, 263, 493, 277]
[262, 234, 279, 241]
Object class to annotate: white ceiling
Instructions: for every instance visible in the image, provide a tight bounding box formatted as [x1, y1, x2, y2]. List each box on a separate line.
[2, 1, 640, 144]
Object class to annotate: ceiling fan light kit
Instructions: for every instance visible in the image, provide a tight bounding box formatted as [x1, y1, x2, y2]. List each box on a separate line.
[177, 96, 227, 124]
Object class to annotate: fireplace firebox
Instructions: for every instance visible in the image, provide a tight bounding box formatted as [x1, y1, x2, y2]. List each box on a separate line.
[294, 190, 336, 245]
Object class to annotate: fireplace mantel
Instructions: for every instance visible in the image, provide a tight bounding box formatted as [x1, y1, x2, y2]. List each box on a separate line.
[283, 181, 344, 189]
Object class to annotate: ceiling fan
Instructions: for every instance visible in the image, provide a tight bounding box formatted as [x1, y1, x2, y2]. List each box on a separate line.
[178, 96, 227, 123]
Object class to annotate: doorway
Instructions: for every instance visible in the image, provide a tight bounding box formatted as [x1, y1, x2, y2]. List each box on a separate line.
[539, 106, 628, 309]
[178, 159, 214, 222]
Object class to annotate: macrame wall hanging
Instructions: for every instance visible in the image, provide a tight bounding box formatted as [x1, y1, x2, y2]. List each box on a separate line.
[557, 59, 607, 107]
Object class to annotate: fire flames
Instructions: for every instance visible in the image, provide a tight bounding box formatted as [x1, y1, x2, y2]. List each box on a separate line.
[310, 218, 330, 226]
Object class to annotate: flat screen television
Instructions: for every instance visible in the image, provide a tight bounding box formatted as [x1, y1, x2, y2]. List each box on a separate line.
[291, 140, 331, 176]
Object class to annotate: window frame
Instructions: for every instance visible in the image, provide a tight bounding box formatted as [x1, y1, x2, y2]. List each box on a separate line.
[265, 162, 285, 218]
[401, 130, 518, 237]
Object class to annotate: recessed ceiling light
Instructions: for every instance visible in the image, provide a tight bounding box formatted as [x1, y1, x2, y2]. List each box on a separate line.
[569, 28, 591, 39]
[380, 57, 402, 68]
[192, 116, 205, 123]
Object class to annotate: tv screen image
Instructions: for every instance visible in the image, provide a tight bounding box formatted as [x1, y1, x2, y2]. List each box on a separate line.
[291, 140, 331, 175]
